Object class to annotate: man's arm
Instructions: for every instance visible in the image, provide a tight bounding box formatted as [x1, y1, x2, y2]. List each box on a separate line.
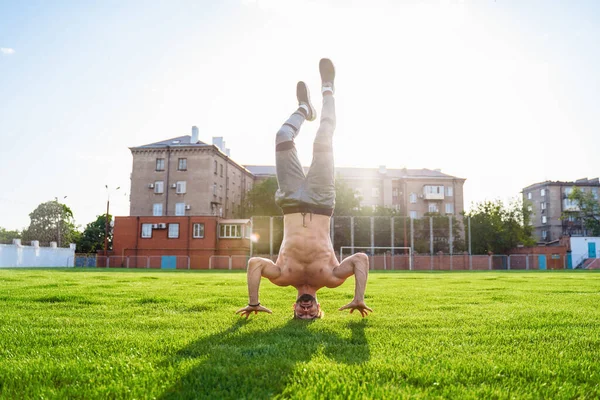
[332, 252, 373, 317]
[236, 257, 281, 318]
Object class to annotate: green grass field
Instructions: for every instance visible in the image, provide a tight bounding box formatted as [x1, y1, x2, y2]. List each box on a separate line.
[0, 269, 599, 399]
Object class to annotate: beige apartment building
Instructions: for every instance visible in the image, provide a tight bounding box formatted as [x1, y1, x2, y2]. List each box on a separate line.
[129, 127, 253, 219]
[246, 165, 466, 218]
[523, 178, 600, 243]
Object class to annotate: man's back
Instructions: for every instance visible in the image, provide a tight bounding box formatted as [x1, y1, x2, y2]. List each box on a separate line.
[271, 213, 339, 289]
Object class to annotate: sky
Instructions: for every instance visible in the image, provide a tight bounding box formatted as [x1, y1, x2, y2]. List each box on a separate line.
[1, 0, 599, 231]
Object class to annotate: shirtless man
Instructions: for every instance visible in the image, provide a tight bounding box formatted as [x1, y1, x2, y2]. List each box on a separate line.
[236, 59, 372, 320]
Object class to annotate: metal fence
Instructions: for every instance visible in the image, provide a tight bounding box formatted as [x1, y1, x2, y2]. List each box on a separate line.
[251, 215, 469, 259]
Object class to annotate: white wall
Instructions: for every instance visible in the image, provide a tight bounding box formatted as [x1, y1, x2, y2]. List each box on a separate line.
[0, 240, 75, 268]
[570, 237, 600, 264]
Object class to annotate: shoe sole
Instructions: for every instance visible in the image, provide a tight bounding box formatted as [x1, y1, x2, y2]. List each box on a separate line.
[297, 82, 316, 121]
[319, 58, 335, 85]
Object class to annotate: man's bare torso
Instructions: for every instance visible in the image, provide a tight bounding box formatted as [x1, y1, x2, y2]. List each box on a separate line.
[269, 213, 343, 290]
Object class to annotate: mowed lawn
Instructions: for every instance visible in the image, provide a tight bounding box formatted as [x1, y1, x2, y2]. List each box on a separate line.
[0, 269, 599, 399]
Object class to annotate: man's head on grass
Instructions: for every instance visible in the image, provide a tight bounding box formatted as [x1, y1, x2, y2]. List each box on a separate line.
[293, 293, 323, 320]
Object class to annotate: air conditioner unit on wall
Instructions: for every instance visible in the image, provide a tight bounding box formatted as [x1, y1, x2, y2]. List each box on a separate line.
[185, 205, 191, 210]
[152, 224, 159, 229]
[171, 183, 177, 189]
[158, 223, 167, 229]
[148, 183, 155, 189]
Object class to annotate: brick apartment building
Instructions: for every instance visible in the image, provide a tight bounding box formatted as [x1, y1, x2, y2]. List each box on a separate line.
[522, 178, 600, 243]
[112, 127, 466, 268]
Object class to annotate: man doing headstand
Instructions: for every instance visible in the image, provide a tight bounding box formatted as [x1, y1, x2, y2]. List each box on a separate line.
[236, 59, 372, 320]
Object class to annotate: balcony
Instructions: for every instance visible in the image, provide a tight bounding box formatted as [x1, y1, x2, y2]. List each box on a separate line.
[563, 200, 580, 212]
[423, 185, 444, 200]
[562, 220, 583, 236]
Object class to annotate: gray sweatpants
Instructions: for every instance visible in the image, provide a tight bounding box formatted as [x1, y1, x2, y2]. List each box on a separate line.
[274, 95, 336, 212]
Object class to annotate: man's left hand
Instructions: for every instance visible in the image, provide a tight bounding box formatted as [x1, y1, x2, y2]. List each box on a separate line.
[338, 299, 373, 317]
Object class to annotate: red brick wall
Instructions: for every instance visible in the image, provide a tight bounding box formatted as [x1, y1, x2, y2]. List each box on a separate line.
[113, 216, 250, 269]
[508, 246, 567, 270]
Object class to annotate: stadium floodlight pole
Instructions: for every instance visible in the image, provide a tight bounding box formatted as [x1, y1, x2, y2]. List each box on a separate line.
[54, 196, 67, 247]
[104, 185, 120, 257]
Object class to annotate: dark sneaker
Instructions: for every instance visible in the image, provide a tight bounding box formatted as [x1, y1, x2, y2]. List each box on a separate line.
[319, 58, 335, 94]
[296, 81, 316, 121]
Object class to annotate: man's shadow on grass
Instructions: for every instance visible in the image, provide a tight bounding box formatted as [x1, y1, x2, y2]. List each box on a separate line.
[159, 318, 370, 399]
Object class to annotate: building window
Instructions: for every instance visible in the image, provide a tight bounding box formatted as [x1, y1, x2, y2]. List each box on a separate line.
[428, 203, 439, 213]
[154, 181, 164, 194]
[153, 203, 163, 216]
[541, 188, 546, 196]
[528, 205, 533, 212]
[193, 223, 205, 238]
[542, 230, 547, 239]
[176, 181, 186, 194]
[445, 203, 454, 214]
[213, 183, 217, 196]
[409, 193, 417, 203]
[592, 188, 598, 200]
[168, 223, 179, 238]
[175, 203, 185, 216]
[541, 202, 546, 210]
[220, 164, 224, 177]
[141, 224, 152, 238]
[542, 216, 547, 224]
[178, 158, 187, 171]
[372, 188, 380, 198]
[156, 158, 165, 171]
[392, 188, 398, 197]
[409, 211, 418, 219]
[219, 224, 242, 238]
[219, 185, 223, 195]
[445, 186, 453, 197]
[527, 192, 532, 200]
[214, 160, 218, 175]
[425, 185, 443, 195]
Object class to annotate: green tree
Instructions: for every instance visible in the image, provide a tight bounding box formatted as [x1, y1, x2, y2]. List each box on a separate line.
[562, 187, 600, 236]
[22, 200, 78, 247]
[0, 227, 21, 243]
[77, 214, 112, 253]
[243, 177, 280, 217]
[465, 198, 535, 254]
[333, 179, 361, 216]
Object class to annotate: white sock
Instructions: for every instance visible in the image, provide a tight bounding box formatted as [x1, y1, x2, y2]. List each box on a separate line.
[321, 85, 334, 95]
[299, 104, 310, 114]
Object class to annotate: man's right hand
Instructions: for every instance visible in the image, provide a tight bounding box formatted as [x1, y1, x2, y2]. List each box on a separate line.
[236, 304, 272, 319]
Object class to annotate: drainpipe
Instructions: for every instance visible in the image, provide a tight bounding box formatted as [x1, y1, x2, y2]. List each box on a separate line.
[225, 156, 229, 217]
[165, 146, 171, 215]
